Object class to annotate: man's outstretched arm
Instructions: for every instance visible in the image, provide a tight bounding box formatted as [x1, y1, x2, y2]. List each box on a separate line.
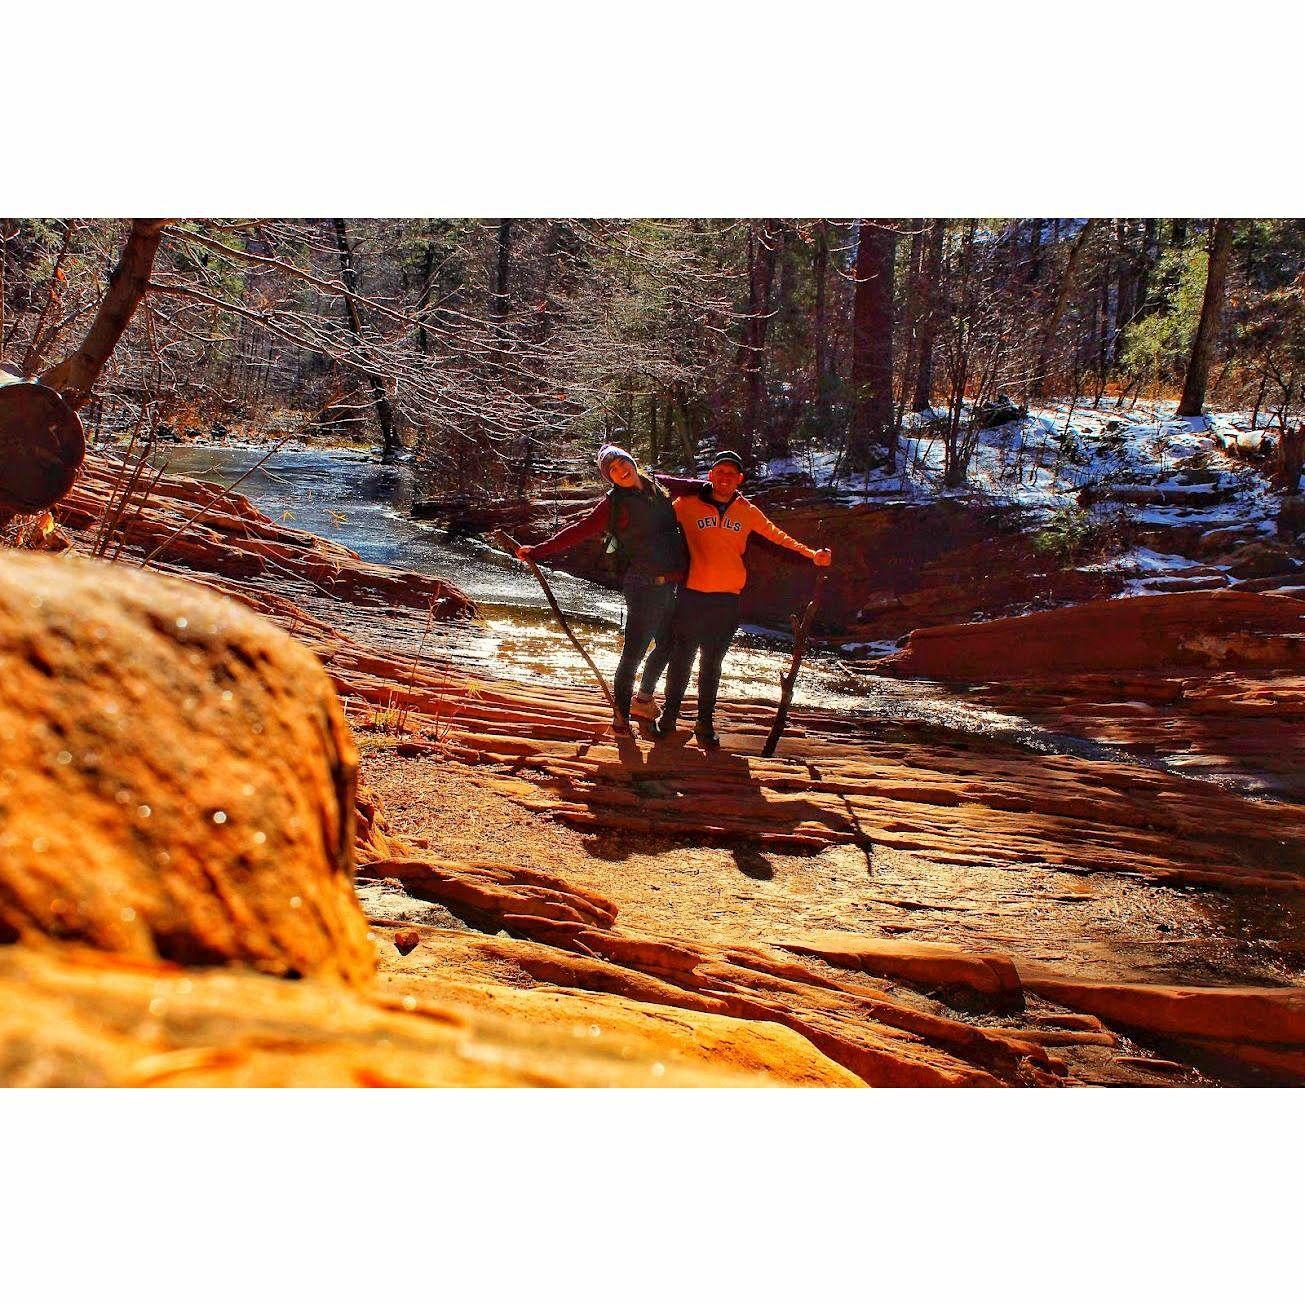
[744, 502, 832, 566]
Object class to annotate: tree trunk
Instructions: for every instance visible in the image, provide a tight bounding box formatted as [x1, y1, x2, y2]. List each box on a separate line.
[1176, 219, 1235, 418]
[1030, 219, 1097, 401]
[415, 239, 437, 354]
[848, 219, 897, 468]
[912, 219, 945, 412]
[671, 384, 698, 464]
[1133, 218, 1159, 322]
[941, 220, 978, 488]
[775, 227, 798, 336]
[1098, 270, 1111, 381]
[1026, 219, 1044, 282]
[898, 221, 925, 416]
[812, 219, 829, 414]
[332, 218, 398, 460]
[1272, 426, 1304, 494]
[738, 220, 782, 456]
[1112, 219, 1134, 364]
[0, 220, 8, 347]
[492, 219, 513, 325]
[40, 220, 169, 410]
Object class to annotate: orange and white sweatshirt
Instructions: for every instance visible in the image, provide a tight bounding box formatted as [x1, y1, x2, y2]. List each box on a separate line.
[672, 488, 819, 595]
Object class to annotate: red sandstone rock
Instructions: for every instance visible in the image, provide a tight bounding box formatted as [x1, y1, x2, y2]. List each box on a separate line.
[871, 593, 1305, 799]
[0, 552, 372, 983]
[393, 929, 420, 956]
[1018, 971, 1305, 1081]
[354, 852, 1062, 1086]
[1032, 1012, 1108, 1033]
[26, 456, 1302, 1087]
[0, 943, 856, 1087]
[356, 784, 403, 861]
[1021, 973, 1305, 1044]
[363, 857, 620, 932]
[56, 459, 475, 619]
[770, 932, 1024, 1012]
[1113, 1055, 1189, 1075]
[876, 590, 1305, 681]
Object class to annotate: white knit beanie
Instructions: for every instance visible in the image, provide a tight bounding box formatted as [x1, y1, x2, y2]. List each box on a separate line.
[597, 443, 636, 482]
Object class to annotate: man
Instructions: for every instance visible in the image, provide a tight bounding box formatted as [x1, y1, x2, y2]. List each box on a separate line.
[517, 443, 704, 734]
[653, 449, 832, 750]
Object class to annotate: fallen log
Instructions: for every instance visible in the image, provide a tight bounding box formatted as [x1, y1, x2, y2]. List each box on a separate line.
[0, 374, 85, 525]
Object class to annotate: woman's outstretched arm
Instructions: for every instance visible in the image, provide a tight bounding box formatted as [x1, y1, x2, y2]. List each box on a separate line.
[517, 497, 611, 559]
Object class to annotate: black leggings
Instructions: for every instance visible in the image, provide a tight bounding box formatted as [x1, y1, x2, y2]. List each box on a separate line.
[660, 589, 740, 729]
[614, 578, 677, 716]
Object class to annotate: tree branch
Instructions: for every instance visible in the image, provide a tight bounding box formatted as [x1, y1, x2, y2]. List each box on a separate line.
[40, 220, 170, 409]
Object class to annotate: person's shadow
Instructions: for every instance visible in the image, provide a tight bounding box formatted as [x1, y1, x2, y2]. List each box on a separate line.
[566, 724, 860, 877]
[731, 845, 776, 881]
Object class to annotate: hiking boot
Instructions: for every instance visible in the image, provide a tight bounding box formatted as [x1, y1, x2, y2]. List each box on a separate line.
[611, 711, 633, 737]
[629, 693, 658, 721]
[649, 713, 679, 739]
[694, 725, 722, 751]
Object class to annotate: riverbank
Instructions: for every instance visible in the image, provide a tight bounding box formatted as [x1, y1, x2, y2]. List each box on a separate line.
[2, 453, 1299, 1086]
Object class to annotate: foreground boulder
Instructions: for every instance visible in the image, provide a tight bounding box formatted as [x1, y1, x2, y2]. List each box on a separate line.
[0, 553, 373, 984]
[0, 552, 864, 1087]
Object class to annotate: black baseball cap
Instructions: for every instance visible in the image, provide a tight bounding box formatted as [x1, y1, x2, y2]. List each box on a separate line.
[711, 449, 745, 473]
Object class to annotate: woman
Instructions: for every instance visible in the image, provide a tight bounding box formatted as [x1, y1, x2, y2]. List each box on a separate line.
[517, 443, 704, 734]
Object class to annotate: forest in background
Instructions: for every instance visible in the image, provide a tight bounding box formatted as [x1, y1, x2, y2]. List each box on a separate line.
[2, 218, 1302, 499]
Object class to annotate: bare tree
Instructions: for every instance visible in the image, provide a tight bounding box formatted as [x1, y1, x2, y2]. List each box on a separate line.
[491, 219, 513, 340]
[848, 219, 897, 468]
[4, 214, 1300, 521]
[935, 220, 1013, 487]
[737, 219, 783, 456]
[332, 218, 398, 459]
[41, 220, 169, 409]
[1176, 219, 1236, 418]
[1029, 219, 1097, 401]
[911, 219, 945, 412]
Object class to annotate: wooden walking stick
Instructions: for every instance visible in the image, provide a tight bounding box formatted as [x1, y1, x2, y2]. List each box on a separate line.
[761, 569, 829, 758]
[493, 530, 617, 715]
